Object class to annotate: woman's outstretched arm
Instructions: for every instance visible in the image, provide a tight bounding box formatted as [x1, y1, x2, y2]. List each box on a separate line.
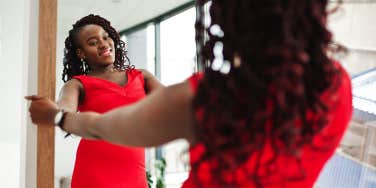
[25, 79, 83, 125]
[27, 80, 197, 147]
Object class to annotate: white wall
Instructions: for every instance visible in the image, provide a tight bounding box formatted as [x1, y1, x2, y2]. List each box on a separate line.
[328, 3, 376, 75]
[22, 0, 39, 187]
[329, 3, 376, 51]
[0, 0, 38, 187]
[126, 28, 149, 69]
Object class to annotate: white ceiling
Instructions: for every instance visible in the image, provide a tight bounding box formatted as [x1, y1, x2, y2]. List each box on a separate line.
[58, 0, 194, 33]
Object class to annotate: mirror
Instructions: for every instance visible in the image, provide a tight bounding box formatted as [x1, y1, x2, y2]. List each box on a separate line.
[55, 0, 196, 187]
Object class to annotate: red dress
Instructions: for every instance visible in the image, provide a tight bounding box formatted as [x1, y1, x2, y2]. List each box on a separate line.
[71, 69, 148, 188]
[183, 63, 352, 188]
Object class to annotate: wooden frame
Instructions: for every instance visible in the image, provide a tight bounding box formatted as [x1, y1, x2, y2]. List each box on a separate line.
[37, 0, 57, 187]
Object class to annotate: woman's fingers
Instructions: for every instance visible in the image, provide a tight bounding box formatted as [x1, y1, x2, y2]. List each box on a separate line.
[25, 95, 58, 125]
[24, 95, 44, 101]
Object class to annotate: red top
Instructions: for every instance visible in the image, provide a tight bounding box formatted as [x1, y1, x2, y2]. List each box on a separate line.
[183, 63, 352, 188]
[71, 69, 148, 188]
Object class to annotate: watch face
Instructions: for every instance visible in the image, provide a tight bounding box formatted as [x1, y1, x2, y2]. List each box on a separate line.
[54, 111, 63, 125]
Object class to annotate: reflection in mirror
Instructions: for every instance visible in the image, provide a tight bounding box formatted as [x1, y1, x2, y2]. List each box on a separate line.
[55, 1, 195, 188]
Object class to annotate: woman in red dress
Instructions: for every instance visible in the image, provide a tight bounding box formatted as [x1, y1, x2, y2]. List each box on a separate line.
[51, 15, 163, 188]
[27, 1, 352, 187]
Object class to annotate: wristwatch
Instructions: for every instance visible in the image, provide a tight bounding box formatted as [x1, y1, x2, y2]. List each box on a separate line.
[54, 109, 67, 129]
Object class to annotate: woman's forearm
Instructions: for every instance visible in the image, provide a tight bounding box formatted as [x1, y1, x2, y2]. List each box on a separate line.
[63, 111, 102, 140]
[59, 81, 196, 147]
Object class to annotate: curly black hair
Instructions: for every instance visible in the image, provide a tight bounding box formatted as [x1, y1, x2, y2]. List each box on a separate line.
[192, 0, 344, 187]
[62, 14, 131, 82]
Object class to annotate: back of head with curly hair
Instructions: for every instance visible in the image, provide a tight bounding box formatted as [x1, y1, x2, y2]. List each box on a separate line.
[62, 14, 131, 82]
[192, 0, 344, 187]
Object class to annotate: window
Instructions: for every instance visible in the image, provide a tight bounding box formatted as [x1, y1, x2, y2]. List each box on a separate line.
[122, 24, 155, 74]
[158, 7, 196, 187]
[160, 7, 197, 86]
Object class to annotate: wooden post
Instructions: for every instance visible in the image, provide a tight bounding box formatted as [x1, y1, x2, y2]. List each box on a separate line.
[37, 0, 57, 187]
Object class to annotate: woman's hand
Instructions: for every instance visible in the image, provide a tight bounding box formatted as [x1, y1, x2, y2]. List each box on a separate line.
[25, 95, 60, 126]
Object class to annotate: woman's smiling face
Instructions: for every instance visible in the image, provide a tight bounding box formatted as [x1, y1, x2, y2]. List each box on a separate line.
[76, 24, 115, 68]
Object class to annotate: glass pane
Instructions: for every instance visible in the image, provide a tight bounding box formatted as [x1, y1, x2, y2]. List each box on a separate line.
[159, 7, 196, 187]
[122, 24, 155, 74]
[160, 7, 196, 86]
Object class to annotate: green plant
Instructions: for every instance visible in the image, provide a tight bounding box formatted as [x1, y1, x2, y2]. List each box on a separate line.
[146, 171, 153, 188]
[146, 157, 167, 188]
[155, 158, 167, 188]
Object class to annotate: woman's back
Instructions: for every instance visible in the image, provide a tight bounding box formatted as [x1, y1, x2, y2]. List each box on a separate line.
[183, 62, 352, 188]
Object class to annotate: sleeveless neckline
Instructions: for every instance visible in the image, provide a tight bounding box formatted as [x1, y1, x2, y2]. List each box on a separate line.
[71, 68, 148, 188]
[84, 70, 131, 88]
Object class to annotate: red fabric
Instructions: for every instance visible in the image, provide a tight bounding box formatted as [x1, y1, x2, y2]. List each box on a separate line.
[183, 63, 352, 188]
[71, 69, 148, 188]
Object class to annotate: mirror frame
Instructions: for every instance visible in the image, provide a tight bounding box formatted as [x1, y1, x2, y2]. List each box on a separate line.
[37, 0, 57, 187]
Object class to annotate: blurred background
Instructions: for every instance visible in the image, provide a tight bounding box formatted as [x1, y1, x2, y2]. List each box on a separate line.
[0, 0, 375, 187]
